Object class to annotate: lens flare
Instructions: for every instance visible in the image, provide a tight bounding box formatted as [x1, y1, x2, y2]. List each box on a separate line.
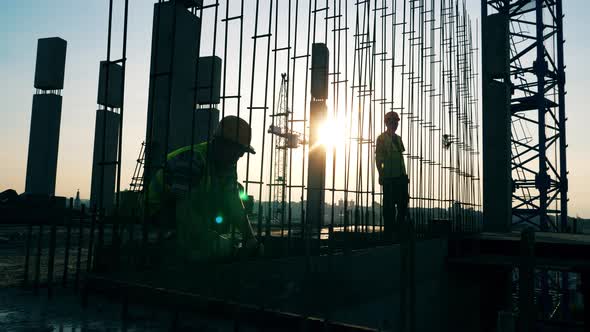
[239, 190, 249, 201]
[313, 114, 346, 151]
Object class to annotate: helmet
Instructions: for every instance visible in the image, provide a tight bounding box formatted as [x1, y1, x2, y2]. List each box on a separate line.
[214, 116, 256, 154]
[384, 111, 400, 123]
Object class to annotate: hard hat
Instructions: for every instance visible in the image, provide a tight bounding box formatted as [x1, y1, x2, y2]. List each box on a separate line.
[214, 115, 256, 154]
[384, 111, 400, 123]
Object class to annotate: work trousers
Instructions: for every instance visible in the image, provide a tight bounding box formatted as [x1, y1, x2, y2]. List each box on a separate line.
[382, 177, 409, 242]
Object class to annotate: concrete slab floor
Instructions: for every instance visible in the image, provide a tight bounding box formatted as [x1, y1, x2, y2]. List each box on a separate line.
[0, 287, 246, 332]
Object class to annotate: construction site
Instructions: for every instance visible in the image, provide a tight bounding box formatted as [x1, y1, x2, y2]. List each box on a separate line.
[0, 0, 588, 331]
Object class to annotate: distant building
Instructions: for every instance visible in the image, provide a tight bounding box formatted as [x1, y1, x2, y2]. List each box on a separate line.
[74, 189, 81, 210]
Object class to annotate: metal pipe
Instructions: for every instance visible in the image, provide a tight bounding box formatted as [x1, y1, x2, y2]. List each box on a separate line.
[535, 0, 548, 231]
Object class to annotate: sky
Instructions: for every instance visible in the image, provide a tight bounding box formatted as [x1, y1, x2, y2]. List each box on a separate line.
[0, 0, 589, 217]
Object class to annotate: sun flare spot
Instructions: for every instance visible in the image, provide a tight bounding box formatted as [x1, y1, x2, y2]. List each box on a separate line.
[315, 114, 347, 150]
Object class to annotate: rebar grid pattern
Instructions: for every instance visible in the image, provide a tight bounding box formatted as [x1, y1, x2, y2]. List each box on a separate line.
[139, 0, 482, 241]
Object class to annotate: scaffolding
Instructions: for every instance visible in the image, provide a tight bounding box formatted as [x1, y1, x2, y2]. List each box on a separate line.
[268, 73, 303, 229]
[483, 0, 570, 324]
[129, 141, 146, 193]
[484, 0, 568, 232]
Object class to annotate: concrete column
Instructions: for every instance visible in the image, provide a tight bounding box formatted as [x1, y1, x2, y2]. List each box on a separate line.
[306, 101, 327, 237]
[482, 14, 512, 232]
[90, 109, 120, 213]
[306, 43, 329, 239]
[25, 37, 67, 196]
[90, 60, 123, 213]
[25, 94, 63, 196]
[145, 2, 201, 178]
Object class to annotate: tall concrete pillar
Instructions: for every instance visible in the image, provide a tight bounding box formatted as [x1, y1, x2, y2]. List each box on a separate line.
[306, 43, 329, 238]
[480, 14, 514, 329]
[90, 110, 120, 212]
[90, 61, 123, 213]
[145, 1, 200, 178]
[193, 56, 222, 144]
[25, 37, 67, 196]
[482, 14, 512, 232]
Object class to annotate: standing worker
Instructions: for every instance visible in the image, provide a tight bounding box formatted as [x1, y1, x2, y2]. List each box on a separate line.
[375, 111, 409, 241]
[146, 115, 261, 260]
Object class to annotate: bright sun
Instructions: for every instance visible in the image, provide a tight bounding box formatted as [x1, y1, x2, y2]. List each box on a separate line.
[316, 115, 346, 149]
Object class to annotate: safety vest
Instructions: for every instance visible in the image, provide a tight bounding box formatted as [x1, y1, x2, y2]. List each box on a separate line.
[145, 143, 208, 215]
[375, 132, 407, 179]
[146, 142, 245, 258]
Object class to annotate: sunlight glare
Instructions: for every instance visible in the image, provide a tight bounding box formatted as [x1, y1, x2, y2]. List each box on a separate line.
[317, 115, 347, 150]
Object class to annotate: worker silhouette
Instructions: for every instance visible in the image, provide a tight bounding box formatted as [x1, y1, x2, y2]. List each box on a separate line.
[147, 116, 260, 260]
[375, 111, 409, 242]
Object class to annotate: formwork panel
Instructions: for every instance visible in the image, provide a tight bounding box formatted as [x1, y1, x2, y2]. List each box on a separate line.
[146, 2, 200, 178]
[34, 37, 67, 90]
[196, 56, 222, 105]
[97, 61, 124, 108]
[25, 94, 62, 195]
[90, 109, 120, 213]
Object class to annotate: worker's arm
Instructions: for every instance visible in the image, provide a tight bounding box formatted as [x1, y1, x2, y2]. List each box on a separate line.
[238, 198, 256, 243]
[375, 135, 385, 184]
[231, 183, 257, 244]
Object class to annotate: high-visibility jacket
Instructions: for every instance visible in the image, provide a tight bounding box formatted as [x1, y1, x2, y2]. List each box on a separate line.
[375, 132, 407, 179]
[146, 143, 208, 214]
[146, 142, 245, 258]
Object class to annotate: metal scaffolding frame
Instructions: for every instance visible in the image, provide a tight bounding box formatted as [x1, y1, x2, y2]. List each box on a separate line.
[483, 0, 568, 232]
[483, 0, 570, 323]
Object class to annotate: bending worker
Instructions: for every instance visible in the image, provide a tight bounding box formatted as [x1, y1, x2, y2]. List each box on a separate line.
[147, 115, 259, 259]
[375, 111, 409, 241]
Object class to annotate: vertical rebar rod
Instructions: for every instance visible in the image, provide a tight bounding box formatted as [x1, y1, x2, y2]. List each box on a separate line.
[555, 0, 570, 319]
[47, 198, 57, 298]
[159, 0, 181, 243]
[97, 0, 114, 217]
[34, 224, 43, 295]
[535, 0, 548, 231]
[86, 207, 96, 273]
[555, 0, 567, 232]
[75, 204, 85, 291]
[22, 221, 33, 287]
[62, 198, 73, 286]
[252, 0, 275, 241]
[142, 1, 166, 255]
[114, 0, 130, 246]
